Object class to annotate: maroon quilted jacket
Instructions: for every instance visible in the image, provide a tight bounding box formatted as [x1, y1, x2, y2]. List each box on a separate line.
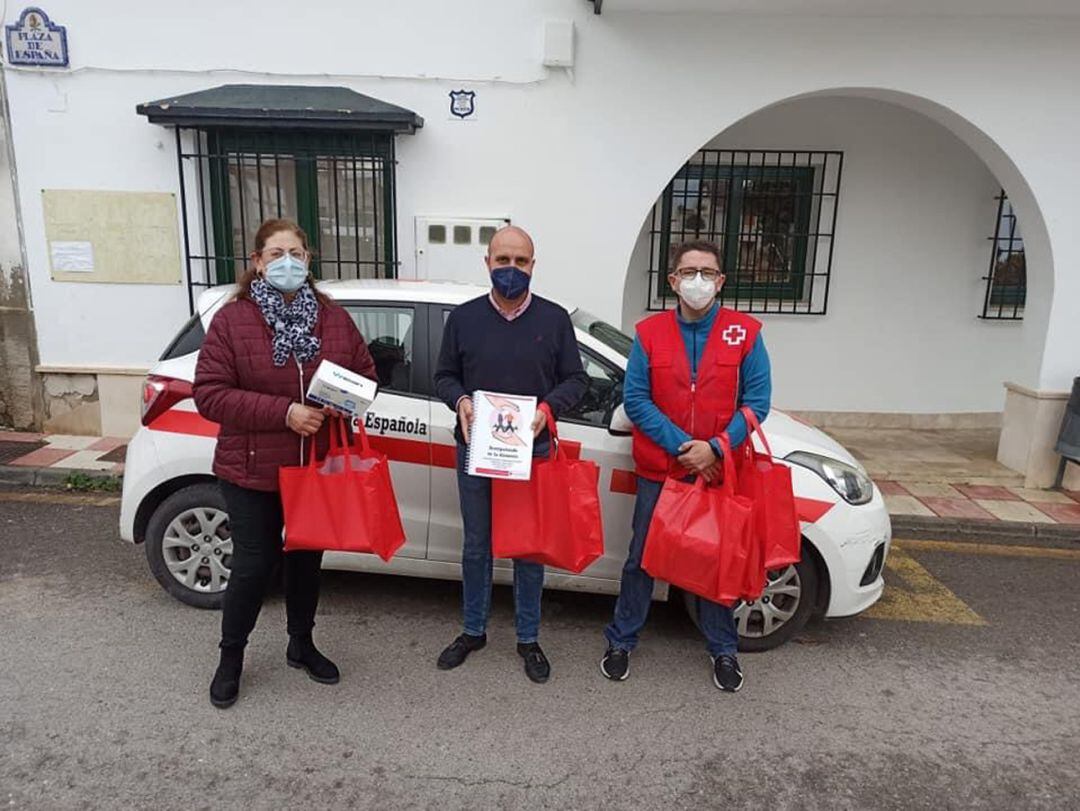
[193, 294, 376, 492]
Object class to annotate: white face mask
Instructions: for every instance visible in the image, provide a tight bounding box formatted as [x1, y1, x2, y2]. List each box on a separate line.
[676, 272, 717, 310]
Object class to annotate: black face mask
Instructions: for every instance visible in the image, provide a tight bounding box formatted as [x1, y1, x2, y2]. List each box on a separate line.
[491, 266, 531, 299]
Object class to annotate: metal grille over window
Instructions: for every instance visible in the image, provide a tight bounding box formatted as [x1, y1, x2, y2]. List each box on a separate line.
[981, 190, 1025, 320]
[646, 150, 843, 314]
[174, 128, 398, 308]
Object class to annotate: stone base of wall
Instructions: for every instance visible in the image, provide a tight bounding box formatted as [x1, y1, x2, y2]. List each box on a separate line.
[997, 382, 1080, 489]
[38, 366, 146, 438]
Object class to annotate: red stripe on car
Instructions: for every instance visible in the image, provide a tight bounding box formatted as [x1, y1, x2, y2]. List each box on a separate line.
[610, 469, 638, 495]
[148, 409, 220, 438]
[430, 442, 457, 469]
[609, 468, 833, 523]
[148, 409, 837, 523]
[795, 497, 835, 523]
[367, 435, 433, 466]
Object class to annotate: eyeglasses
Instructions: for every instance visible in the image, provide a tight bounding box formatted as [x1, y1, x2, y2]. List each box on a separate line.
[673, 266, 722, 281]
[262, 247, 308, 261]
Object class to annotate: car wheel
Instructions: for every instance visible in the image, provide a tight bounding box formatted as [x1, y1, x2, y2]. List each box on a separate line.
[145, 483, 231, 610]
[681, 554, 819, 652]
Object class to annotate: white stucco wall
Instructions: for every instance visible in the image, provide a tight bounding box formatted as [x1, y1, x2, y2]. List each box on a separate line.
[2, 1, 1078, 411]
[622, 96, 1027, 413]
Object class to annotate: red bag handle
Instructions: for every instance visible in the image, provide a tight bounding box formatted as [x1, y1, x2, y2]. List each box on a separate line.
[740, 406, 772, 459]
[340, 415, 377, 474]
[308, 415, 370, 472]
[336, 416, 359, 473]
[539, 402, 559, 461]
[717, 433, 738, 496]
[350, 415, 373, 455]
[306, 414, 334, 467]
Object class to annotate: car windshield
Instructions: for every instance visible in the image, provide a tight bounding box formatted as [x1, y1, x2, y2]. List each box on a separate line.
[570, 309, 633, 358]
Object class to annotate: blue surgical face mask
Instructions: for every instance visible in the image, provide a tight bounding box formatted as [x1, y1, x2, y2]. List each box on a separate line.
[490, 265, 531, 300]
[264, 254, 309, 293]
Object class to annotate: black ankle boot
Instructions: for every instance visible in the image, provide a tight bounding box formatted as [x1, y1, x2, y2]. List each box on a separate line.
[209, 647, 243, 709]
[286, 635, 340, 685]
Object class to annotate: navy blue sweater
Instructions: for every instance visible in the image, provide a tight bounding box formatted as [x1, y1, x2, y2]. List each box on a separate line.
[434, 295, 589, 444]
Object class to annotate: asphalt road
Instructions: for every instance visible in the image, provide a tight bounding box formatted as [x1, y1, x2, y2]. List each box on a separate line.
[2, 489, 1079, 810]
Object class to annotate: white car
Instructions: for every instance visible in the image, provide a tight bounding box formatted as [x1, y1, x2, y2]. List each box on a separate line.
[120, 280, 890, 651]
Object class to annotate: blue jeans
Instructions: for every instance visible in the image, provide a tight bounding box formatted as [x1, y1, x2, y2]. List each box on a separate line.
[604, 476, 739, 658]
[456, 442, 547, 643]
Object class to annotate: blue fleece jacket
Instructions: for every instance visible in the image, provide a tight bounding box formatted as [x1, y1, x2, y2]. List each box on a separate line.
[623, 303, 771, 458]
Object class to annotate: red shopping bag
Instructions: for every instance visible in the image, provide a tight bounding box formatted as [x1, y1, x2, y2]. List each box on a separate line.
[641, 436, 756, 606]
[736, 406, 801, 572]
[740, 478, 766, 602]
[491, 409, 604, 573]
[280, 416, 406, 561]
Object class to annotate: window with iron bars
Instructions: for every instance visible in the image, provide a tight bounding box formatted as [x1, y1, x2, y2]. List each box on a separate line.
[646, 150, 843, 314]
[175, 128, 397, 311]
[980, 190, 1025, 320]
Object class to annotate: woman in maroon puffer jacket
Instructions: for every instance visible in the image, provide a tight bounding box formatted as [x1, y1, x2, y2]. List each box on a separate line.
[193, 218, 376, 710]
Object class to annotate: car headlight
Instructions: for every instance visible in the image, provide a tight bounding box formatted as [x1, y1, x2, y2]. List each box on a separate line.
[784, 451, 874, 505]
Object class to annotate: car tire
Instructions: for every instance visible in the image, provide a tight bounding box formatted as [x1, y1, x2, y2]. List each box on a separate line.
[145, 483, 231, 610]
[681, 553, 820, 653]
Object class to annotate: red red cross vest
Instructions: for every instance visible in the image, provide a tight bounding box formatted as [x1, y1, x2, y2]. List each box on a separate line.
[631, 307, 761, 481]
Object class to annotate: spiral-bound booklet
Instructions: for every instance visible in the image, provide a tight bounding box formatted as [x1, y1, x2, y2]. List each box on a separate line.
[465, 390, 537, 480]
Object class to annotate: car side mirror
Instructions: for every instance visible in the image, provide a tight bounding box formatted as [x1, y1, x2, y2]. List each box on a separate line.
[609, 403, 633, 436]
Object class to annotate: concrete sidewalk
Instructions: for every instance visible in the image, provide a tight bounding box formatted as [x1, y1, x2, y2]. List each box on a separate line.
[826, 426, 1080, 541]
[0, 430, 125, 486]
[2, 426, 1077, 539]
[825, 427, 1080, 529]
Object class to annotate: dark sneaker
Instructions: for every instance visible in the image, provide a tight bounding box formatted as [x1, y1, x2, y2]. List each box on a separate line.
[209, 647, 243, 709]
[437, 633, 487, 670]
[517, 642, 551, 684]
[712, 654, 743, 693]
[286, 635, 341, 685]
[600, 647, 630, 681]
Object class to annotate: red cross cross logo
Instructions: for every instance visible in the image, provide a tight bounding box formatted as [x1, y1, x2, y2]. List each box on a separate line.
[722, 324, 747, 346]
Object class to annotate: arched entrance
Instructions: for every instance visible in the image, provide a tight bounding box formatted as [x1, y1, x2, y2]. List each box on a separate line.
[618, 88, 1057, 481]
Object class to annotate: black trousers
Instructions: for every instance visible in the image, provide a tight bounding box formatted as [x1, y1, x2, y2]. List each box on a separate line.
[219, 480, 323, 650]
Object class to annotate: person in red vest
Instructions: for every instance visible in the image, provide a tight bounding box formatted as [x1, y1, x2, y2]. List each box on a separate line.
[601, 239, 772, 692]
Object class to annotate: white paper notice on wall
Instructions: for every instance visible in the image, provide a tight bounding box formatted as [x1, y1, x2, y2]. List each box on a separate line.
[50, 241, 95, 273]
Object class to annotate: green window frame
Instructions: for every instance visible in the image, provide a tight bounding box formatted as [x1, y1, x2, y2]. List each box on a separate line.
[205, 130, 396, 284]
[646, 150, 843, 315]
[655, 165, 814, 303]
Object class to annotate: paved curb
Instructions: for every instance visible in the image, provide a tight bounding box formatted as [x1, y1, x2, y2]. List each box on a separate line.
[0, 465, 122, 489]
[892, 514, 1080, 544]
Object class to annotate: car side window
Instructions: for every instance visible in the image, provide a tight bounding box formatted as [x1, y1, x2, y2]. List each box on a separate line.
[561, 347, 624, 428]
[345, 305, 415, 394]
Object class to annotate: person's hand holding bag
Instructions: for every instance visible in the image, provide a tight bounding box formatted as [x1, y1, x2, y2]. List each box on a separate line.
[678, 439, 719, 480]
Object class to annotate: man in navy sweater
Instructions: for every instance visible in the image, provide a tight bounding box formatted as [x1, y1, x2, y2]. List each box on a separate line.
[601, 239, 771, 692]
[433, 226, 588, 684]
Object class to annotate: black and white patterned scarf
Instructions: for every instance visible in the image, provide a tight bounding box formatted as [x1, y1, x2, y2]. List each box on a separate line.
[249, 278, 321, 367]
